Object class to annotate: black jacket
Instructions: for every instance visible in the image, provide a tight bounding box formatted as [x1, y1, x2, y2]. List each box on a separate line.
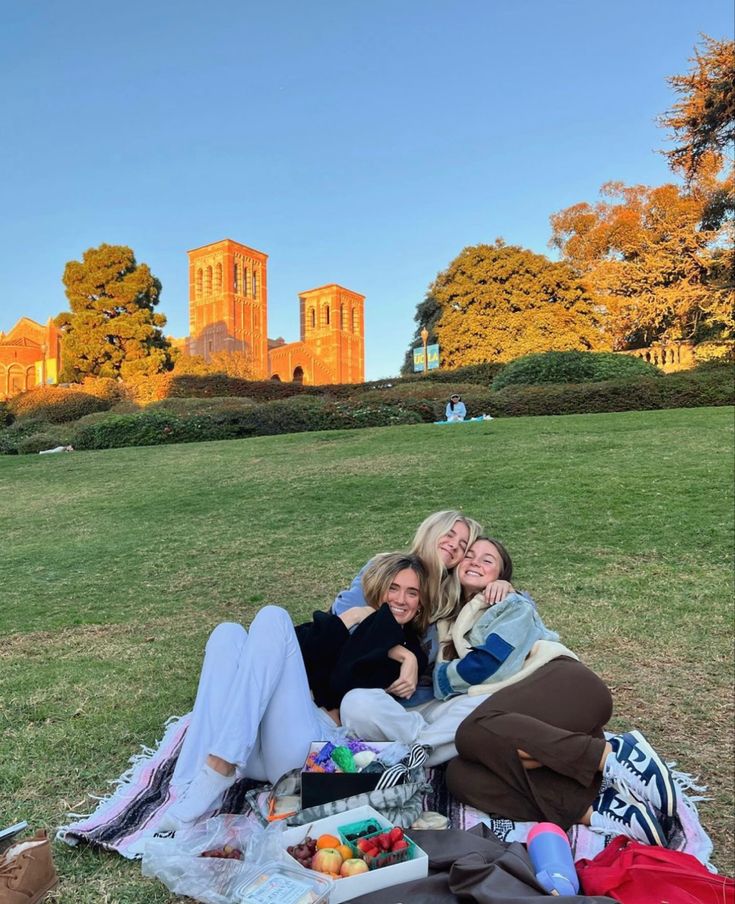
[295, 604, 428, 710]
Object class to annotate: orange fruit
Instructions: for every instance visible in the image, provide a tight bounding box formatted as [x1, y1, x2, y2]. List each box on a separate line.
[336, 844, 353, 862]
[316, 833, 341, 850]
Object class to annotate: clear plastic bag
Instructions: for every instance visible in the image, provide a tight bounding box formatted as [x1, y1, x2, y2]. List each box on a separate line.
[141, 814, 283, 904]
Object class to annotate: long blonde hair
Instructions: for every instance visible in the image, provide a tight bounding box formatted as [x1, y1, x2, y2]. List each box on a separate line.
[361, 552, 430, 635]
[409, 510, 483, 621]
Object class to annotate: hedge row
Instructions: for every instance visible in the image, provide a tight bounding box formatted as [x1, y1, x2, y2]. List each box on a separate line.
[69, 398, 423, 451]
[492, 350, 660, 390]
[7, 386, 111, 423]
[3, 363, 731, 454]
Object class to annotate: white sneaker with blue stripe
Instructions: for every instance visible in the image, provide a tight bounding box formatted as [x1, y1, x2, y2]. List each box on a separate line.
[604, 730, 677, 818]
[590, 786, 666, 846]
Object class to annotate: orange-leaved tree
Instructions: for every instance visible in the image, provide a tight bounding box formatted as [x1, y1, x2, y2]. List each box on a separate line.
[550, 179, 733, 348]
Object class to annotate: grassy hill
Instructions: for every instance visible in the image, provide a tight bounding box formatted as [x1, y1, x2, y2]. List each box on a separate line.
[1, 407, 733, 901]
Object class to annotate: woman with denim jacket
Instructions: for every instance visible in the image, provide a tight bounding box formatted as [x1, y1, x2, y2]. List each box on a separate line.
[445, 537, 677, 847]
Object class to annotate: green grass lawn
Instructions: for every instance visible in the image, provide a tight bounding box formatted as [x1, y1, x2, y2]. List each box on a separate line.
[1, 406, 733, 902]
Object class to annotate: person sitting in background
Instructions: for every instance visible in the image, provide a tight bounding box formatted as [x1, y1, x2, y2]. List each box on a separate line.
[445, 394, 466, 421]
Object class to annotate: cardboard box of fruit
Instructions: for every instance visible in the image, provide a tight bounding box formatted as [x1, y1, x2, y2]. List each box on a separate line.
[280, 805, 428, 904]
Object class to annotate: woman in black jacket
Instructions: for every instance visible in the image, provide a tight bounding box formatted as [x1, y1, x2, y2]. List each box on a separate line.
[158, 553, 428, 831]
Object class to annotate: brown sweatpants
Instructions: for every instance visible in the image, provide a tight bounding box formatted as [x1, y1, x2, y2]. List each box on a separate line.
[445, 657, 613, 829]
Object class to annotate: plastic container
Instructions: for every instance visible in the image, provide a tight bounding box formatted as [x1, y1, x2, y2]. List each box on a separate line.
[280, 806, 428, 904]
[233, 860, 332, 903]
[338, 818, 416, 870]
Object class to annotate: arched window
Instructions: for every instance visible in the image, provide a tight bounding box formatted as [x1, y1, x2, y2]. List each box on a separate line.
[8, 365, 24, 396]
[325, 305, 330, 325]
[351, 307, 356, 332]
[270, 373, 281, 381]
[310, 308, 316, 328]
[196, 269, 203, 297]
[293, 365, 304, 384]
[26, 366, 36, 390]
[233, 262, 239, 293]
[215, 262, 223, 290]
[252, 270, 258, 298]
[243, 267, 248, 296]
[340, 304, 345, 329]
[205, 266, 213, 295]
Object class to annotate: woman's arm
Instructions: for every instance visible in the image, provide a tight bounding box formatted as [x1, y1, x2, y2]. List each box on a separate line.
[385, 646, 419, 699]
[338, 606, 375, 630]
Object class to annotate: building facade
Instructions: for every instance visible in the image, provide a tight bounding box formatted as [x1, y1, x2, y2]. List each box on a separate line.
[186, 239, 365, 384]
[0, 317, 63, 400]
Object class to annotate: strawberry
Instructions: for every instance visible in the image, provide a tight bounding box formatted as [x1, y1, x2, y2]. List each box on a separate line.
[388, 827, 404, 844]
[392, 839, 409, 852]
[378, 833, 391, 851]
[357, 839, 372, 852]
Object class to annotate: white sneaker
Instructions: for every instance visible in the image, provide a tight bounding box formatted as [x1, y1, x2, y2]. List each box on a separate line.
[590, 786, 666, 846]
[605, 730, 677, 818]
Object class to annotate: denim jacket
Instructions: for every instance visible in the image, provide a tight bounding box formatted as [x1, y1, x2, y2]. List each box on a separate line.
[433, 591, 559, 700]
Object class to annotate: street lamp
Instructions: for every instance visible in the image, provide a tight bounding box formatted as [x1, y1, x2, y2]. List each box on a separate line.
[420, 327, 429, 375]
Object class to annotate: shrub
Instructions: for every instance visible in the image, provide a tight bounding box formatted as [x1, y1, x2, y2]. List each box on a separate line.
[486, 367, 733, 418]
[0, 416, 75, 454]
[72, 410, 235, 450]
[17, 433, 69, 455]
[492, 351, 659, 390]
[164, 374, 317, 402]
[403, 362, 504, 385]
[693, 341, 735, 364]
[0, 401, 12, 427]
[69, 397, 423, 450]
[80, 376, 126, 404]
[123, 372, 173, 404]
[148, 397, 257, 416]
[8, 386, 111, 423]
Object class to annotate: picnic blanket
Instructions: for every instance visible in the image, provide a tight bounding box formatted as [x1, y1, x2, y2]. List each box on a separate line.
[57, 712, 716, 870]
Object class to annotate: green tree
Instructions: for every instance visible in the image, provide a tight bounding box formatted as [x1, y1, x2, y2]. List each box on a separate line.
[56, 244, 173, 381]
[660, 35, 735, 178]
[422, 241, 606, 369]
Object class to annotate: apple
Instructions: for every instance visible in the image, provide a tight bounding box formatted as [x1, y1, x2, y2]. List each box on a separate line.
[312, 848, 343, 875]
[340, 858, 369, 877]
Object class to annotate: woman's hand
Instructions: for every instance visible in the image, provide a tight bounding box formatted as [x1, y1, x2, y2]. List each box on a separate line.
[338, 606, 375, 629]
[482, 579, 514, 606]
[386, 647, 418, 699]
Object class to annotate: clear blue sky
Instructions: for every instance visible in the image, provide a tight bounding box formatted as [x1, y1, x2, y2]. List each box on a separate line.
[1, 0, 731, 379]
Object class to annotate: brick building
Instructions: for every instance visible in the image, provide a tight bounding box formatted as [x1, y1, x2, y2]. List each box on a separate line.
[0, 317, 63, 400]
[186, 239, 365, 384]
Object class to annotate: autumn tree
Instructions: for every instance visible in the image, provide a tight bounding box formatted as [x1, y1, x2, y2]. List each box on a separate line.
[412, 242, 607, 369]
[550, 181, 733, 347]
[660, 35, 735, 179]
[57, 244, 173, 381]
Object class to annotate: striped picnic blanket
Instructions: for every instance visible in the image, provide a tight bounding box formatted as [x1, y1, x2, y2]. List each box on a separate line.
[57, 713, 716, 870]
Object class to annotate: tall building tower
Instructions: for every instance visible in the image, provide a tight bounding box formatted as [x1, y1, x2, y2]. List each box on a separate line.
[187, 239, 268, 377]
[298, 284, 365, 383]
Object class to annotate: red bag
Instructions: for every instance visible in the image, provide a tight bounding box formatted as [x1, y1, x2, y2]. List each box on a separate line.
[576, 837, 734, 904]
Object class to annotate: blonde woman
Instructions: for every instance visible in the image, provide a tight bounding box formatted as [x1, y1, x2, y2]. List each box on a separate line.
[334, 511, 514, 764]
[160, 553, 429, 831]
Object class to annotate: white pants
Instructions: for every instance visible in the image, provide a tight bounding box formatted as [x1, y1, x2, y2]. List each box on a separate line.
[172, 607, 335, 787]
[339, 687, 489, 765]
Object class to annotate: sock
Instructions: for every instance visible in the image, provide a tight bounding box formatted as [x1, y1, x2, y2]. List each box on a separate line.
[166, 763, 236, 824]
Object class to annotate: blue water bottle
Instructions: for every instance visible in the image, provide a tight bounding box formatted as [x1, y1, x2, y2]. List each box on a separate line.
[526, 822, 579, 896]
